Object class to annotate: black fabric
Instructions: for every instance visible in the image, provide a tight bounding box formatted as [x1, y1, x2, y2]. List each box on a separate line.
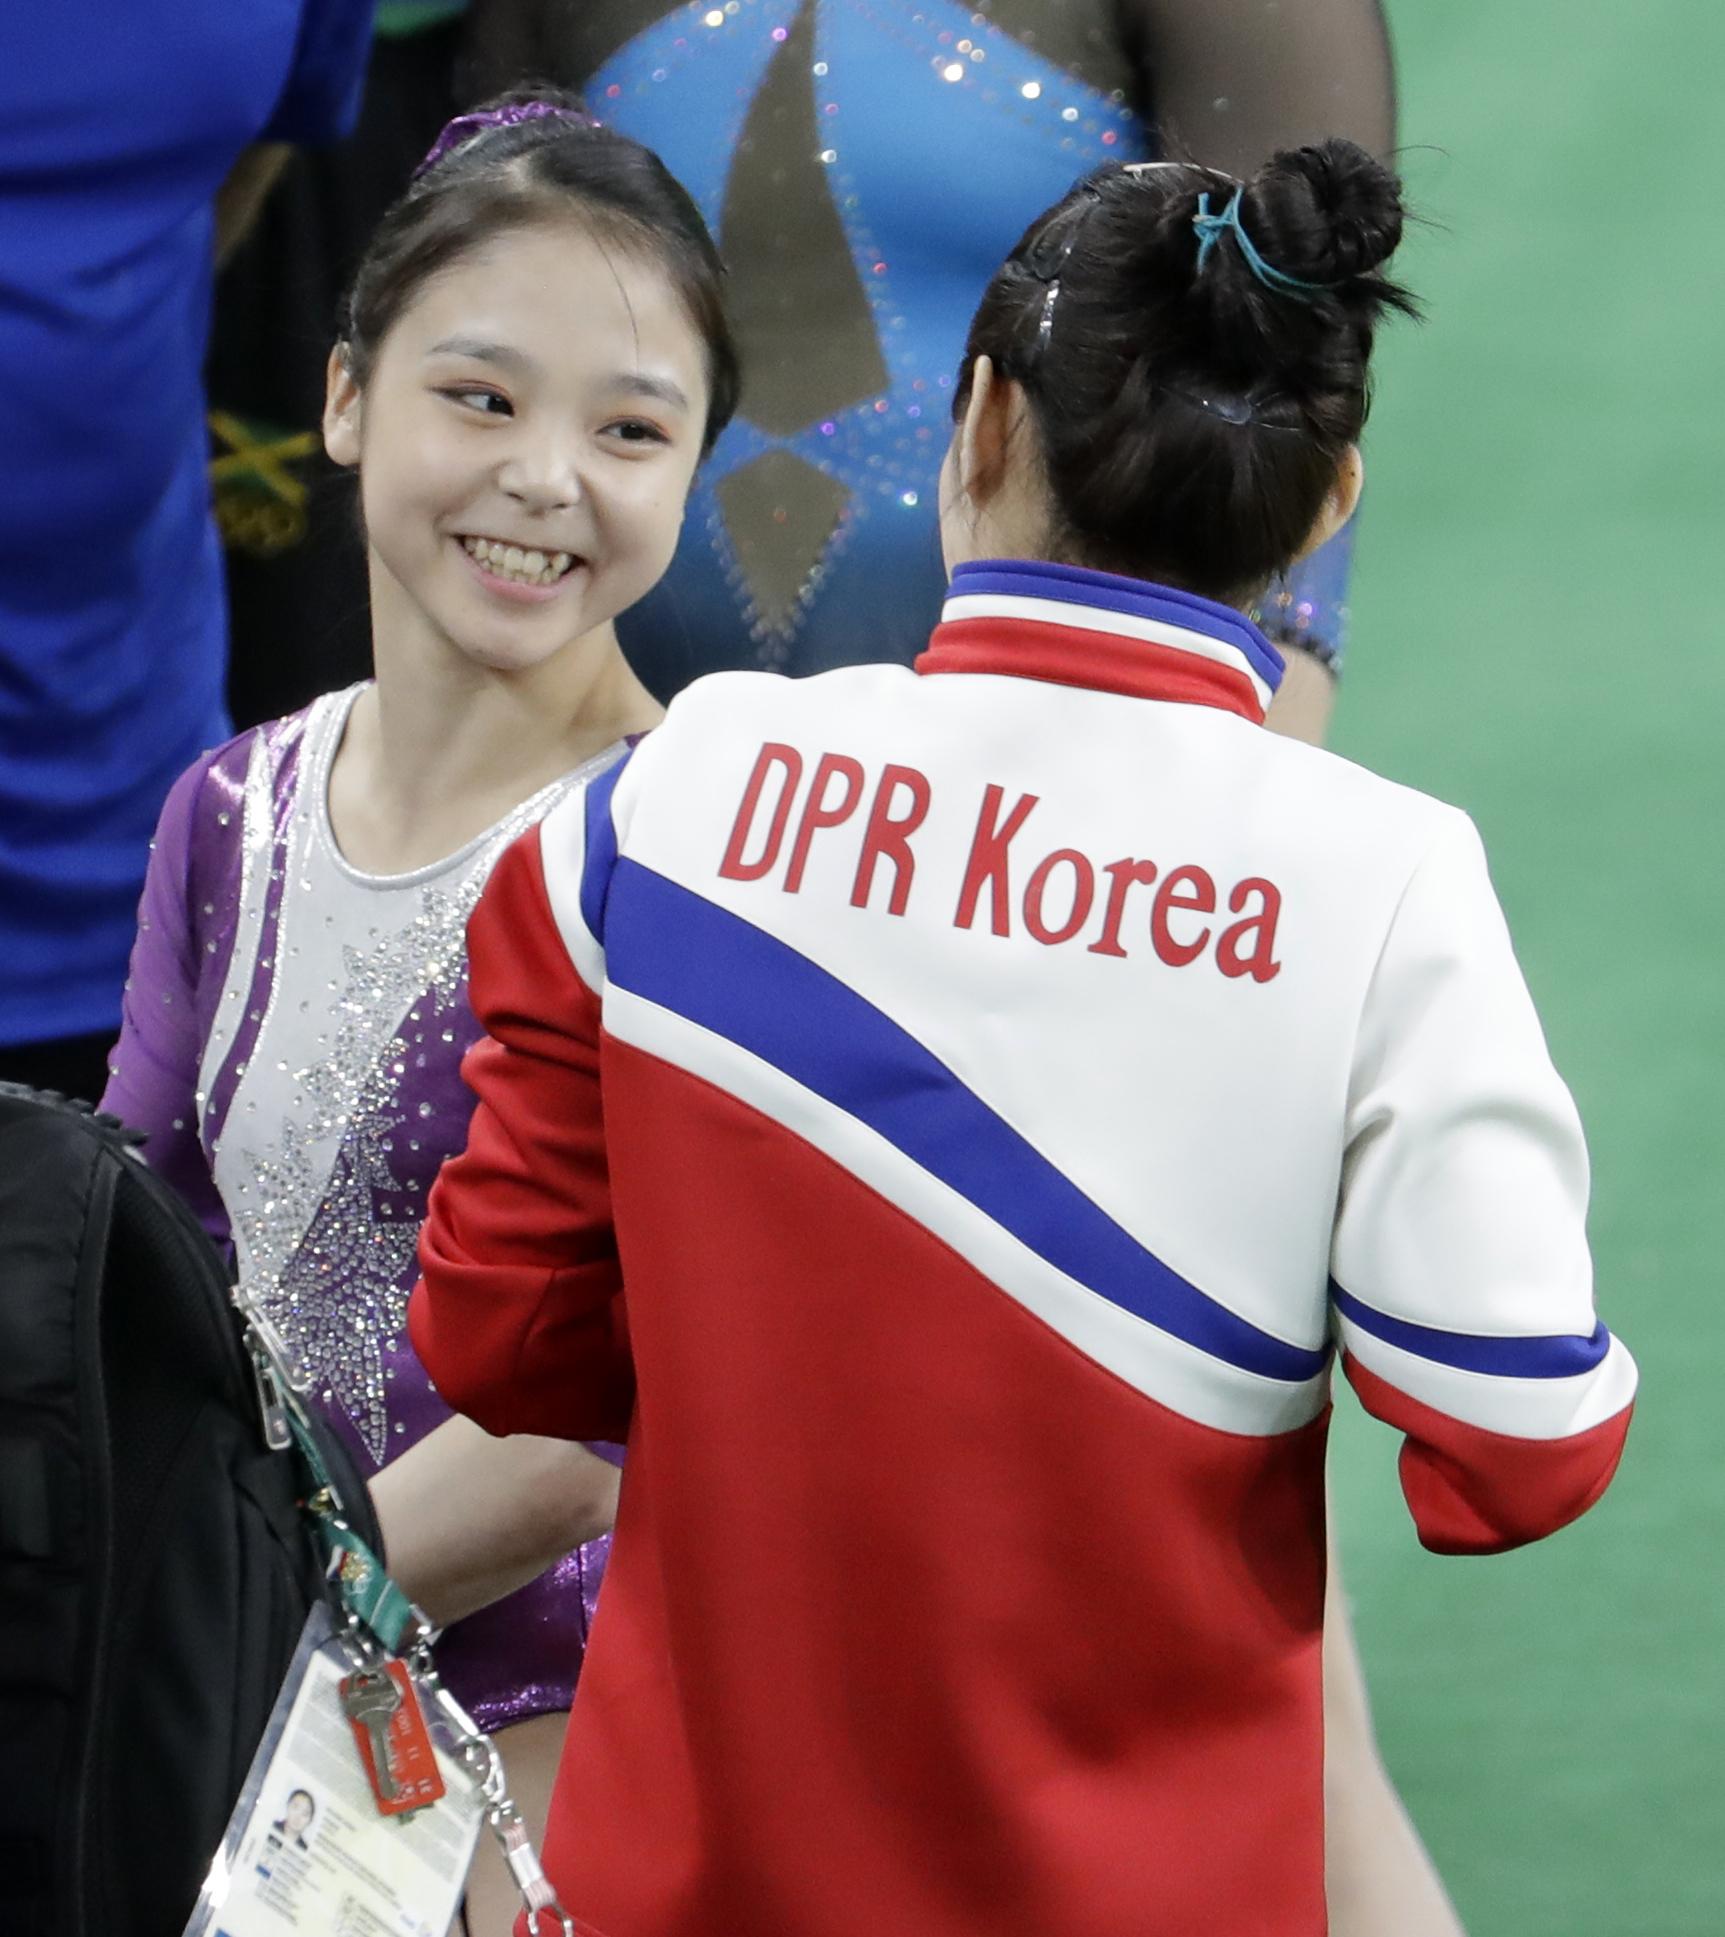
[0, 1084, 382, 1937]
[209, 22, 463, 729]
[0, 1032, 115, 1108]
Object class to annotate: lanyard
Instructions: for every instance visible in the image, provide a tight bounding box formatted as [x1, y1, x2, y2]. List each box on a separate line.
[237, 1280, 578, 1935]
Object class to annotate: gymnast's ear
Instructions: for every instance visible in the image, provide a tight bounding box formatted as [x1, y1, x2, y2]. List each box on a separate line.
[940, 354, 1051, 576]
[953, 355, 1027, 510]
[323, 345, 364, 469]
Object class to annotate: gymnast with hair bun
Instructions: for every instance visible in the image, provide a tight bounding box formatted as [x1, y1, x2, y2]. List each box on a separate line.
[413, 138, 1636, 1935]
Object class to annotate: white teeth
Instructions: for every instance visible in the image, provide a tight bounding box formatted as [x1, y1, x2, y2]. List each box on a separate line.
[459, 535, 576, 586]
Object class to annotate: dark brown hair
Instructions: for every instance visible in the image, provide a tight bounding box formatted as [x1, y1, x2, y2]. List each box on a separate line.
[957, 140, 1418, 601]
[341, 88, 740, 455]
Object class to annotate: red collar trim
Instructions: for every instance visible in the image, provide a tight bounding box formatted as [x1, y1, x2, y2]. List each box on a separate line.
[917, 618, 1268, 723]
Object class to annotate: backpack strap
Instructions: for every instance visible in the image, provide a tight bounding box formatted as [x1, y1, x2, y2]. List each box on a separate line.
[0, 1084, 130, 1931]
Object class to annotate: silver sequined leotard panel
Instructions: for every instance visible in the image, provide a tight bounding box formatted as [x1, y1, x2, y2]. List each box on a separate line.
[107, 684, 626, 1730]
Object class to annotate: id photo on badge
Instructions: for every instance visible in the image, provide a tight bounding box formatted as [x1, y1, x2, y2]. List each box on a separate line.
[266, 1787, 317, 1852]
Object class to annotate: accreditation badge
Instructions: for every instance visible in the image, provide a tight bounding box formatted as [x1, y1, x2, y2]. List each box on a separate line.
[182, 1603, 485, 1937]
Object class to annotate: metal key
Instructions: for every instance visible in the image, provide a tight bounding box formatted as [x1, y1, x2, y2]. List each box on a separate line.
[342, 1668, 403, 1801]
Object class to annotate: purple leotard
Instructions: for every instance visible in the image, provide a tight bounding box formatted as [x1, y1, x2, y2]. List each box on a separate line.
[102, 688, 623, 1731]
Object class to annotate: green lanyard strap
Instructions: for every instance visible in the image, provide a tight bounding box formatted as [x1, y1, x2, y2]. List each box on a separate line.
[316, 1508, 423, 1657]
[243, 1301, 428, 1657]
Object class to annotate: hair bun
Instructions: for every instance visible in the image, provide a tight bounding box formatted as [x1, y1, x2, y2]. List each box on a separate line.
[1255, 139, 1405, 285]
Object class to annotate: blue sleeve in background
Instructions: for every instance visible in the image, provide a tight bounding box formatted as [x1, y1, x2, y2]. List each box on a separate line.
[263, 0, 378, 146]
[1259, 520, 1359, 677]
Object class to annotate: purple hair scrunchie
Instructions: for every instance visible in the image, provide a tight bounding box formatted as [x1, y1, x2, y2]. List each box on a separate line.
[414, 102, 599, 182]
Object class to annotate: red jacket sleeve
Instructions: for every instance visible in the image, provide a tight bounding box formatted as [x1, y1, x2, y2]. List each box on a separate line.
[409, 826, 633, 1442]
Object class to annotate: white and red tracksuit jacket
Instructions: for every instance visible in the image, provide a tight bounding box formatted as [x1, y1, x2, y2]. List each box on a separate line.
[411, 558, 1635, 1937]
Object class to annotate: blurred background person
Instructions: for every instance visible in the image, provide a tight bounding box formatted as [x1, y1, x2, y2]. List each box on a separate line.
[0, 0, 375, 1105]
[521, 0, 1390, 745]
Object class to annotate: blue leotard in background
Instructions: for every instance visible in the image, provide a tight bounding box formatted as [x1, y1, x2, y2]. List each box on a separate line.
[584, 0, 1354, 696]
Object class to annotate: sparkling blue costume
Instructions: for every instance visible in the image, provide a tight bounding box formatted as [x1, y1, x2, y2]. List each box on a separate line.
[576, 0, 1355, 696]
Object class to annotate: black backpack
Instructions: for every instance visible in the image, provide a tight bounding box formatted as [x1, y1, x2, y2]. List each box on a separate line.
[0, 1083, 385, 1937]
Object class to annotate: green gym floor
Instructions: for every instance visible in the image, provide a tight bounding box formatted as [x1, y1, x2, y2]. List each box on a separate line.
[1331, 3, 1721, 1929]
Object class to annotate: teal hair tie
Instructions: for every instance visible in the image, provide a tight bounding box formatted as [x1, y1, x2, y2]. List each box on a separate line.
[1193, 188, 1333, 302]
